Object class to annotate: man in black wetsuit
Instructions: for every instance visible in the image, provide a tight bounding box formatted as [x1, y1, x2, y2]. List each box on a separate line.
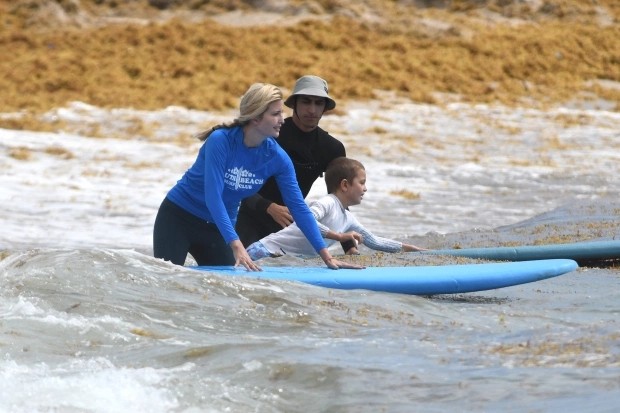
[236, 75, 358, 254]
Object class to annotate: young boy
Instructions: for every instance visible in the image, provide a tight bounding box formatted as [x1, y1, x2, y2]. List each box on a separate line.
[246, 157, 426, 260]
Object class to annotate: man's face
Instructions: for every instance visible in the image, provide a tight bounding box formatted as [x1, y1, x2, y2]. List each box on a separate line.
[292, 95, 327, 132]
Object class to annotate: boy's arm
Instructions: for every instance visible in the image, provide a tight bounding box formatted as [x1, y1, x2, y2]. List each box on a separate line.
[310, 196, 357, 254]
[362, 232, 427, 252]
[310, 198, 363, 247]
[313, 215, 362, 246]
[324, 230, 363, 245]
[349, 219, 424, 253]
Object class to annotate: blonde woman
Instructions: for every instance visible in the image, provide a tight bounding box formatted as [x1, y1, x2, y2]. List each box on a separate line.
[153, 83, 362, 271]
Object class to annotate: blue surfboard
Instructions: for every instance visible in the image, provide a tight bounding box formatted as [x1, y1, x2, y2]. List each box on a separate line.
[192, 259, 578, 295]
[416, 240, 620, 264]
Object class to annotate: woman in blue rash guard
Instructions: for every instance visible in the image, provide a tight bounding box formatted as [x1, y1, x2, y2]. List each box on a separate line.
[153, 83, 363, 272]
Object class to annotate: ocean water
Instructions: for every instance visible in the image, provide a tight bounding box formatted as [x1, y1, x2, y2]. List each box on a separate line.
[1, 99, 619, 412]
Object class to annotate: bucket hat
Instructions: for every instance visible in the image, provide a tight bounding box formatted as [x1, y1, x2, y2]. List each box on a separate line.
[284, 75, 336, 111]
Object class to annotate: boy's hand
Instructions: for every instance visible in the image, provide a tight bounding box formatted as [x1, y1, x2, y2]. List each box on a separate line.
[339, 231, 363, 245]
[402, 243, 429, 252]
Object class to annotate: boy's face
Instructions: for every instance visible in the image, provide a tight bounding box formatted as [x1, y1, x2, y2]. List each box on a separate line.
[343, 169, 367, 207]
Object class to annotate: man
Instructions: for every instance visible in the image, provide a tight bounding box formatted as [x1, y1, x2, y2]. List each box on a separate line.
[236, 75, 358, 254]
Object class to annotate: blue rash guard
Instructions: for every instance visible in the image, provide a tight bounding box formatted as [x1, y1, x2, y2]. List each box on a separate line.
[166, 126, 326, 253]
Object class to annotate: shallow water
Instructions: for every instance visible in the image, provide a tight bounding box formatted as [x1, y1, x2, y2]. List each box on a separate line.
[1, 246, 619, 412]
[1, 101, 620, 412]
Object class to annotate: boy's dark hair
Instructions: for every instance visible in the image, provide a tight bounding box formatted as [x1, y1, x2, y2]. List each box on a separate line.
[325, 157, 365, 194]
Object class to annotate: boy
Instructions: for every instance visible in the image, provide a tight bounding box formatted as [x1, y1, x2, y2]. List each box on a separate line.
[246, 157, 426, 260]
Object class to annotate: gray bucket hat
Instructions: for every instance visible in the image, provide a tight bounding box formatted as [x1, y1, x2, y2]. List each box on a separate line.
[284, 75, 336, 111]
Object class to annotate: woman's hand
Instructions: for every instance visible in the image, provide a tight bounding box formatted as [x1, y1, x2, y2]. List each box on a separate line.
[230, 240, 262, 271]
[318, 249, 365, 270]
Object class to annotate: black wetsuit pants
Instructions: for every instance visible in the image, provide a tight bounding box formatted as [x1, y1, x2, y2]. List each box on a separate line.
[153, 198, 235, 266]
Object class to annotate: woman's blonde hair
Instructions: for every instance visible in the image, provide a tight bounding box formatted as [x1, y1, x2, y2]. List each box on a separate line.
[197, 83, 283, 141]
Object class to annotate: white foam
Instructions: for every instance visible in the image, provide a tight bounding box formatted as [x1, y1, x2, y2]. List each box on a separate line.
[0, 358, 181, 412]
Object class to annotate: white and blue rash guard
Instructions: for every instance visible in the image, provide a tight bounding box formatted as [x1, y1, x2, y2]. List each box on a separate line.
[166, 126, 326, 253]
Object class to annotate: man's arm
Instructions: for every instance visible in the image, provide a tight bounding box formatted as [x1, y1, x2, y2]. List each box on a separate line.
[244, 193, 292, 229]
[243, 193, 272, 213]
